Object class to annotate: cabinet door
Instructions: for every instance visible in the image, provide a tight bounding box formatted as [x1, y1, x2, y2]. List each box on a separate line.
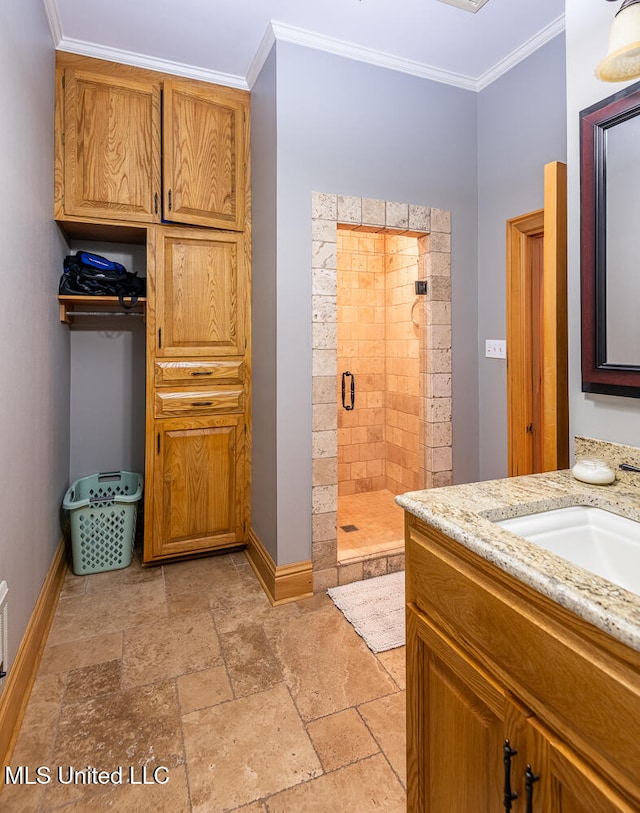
[163, 80, 246, 231]
[63, 69, 161, 222]
[407, 606, 533, 813]
[146, 414, 246, 560]
[543, 733, 637, 813]
[152, 227, 246, 357]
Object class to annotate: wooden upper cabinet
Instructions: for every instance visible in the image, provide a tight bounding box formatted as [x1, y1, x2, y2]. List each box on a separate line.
[55, 55, 248, 230]
[151, 226, 246, 358]
[163, 81, 245, 230]
[63, 69, 161, 222]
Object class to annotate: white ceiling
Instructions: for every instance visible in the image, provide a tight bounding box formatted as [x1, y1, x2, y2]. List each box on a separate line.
[43, 0, 566, 92]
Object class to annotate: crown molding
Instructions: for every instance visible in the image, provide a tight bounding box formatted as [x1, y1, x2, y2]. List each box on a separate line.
[263, 20, 478, 91]
[54, 37, 249, 90]
[46, 11, 566, 95]
[477, 13, 566, 90]
[42, 0, 62, 46]
[246, 23, 277, 89]
[249, 16, 565, 93]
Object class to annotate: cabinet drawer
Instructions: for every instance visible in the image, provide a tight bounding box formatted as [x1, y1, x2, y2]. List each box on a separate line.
[154, 387, 244, 417]
[154, 359, 244, 387]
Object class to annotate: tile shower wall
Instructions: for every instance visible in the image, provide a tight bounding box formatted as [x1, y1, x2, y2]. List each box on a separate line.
[384, 234, 421, 495]
[311, 193, 452, 591]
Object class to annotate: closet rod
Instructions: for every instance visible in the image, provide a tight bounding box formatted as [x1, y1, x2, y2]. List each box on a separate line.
[65, 311, 142, 317]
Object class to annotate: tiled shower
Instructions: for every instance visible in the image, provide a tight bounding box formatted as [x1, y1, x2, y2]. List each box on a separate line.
[336, 229, 422, 561]
[337, 229, 423, 497]
[311, 193, 452, 591]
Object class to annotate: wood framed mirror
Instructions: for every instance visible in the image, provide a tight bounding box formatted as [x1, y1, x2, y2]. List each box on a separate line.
[580, 79, 640, 397]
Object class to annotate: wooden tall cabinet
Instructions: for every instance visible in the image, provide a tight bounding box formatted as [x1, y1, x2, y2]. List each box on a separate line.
[145, 226, 250, 561]
[55, 52, 251, 565]
[406, 516, 640, 813]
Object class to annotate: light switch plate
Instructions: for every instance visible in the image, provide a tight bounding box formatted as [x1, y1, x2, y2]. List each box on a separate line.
[485, 339, 506, 359]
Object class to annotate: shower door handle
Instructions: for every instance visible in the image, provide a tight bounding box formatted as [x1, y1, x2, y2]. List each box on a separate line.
[341, 371, 355, 411]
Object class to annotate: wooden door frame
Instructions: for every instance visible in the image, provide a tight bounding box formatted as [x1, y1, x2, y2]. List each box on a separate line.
[506, 161, 568, 476]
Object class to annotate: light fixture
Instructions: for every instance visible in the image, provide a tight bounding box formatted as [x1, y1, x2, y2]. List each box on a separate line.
[596, 0, 640, 81]
[435, 0, 490, 13]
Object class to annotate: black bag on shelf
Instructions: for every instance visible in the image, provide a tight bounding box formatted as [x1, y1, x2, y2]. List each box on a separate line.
[58, 252, 146, 309]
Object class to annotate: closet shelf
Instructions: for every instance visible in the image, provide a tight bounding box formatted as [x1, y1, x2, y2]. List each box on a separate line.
[58, 295, 146, 326]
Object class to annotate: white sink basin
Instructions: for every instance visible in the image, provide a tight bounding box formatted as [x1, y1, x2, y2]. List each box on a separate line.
[495, 506, 640, 594]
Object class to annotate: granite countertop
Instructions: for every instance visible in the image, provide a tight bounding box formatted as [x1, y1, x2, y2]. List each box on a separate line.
[396, 467, 640, 653]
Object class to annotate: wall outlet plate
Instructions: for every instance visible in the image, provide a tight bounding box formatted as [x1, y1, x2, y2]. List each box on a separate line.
[485, 339, 506, 359]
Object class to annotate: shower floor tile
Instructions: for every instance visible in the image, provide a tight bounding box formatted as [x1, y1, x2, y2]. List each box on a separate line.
[338, 489, 405, 563]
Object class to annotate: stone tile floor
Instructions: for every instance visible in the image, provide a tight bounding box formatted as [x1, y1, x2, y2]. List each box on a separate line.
[1, 547, 406, 812]
[338, 489, 405, 562]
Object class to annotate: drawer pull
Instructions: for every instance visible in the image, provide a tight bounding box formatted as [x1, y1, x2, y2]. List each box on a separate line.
[503, 740, 518, 811]
[192, 401, 214, 407]
[525, 765, 539, 813]
[190, 371, 213, 376]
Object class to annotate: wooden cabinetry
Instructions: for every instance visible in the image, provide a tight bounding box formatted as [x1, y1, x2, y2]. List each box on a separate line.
[55, 53, 247, 231]
[152, 227, 246, 357]
[144, 225, 250, 562]
[55, 53, 251, 565]
[162, 81, 245, 230]
[61, 68, 160, 223]
[147, 414, 246, 559]
[405, 515, 640, 813]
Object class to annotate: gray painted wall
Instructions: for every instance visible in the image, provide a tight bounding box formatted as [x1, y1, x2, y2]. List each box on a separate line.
[566, 1, 640, 449]
[264, 41, 481, 565]
[0, 0, 69, 667]
[250, 48, 279, 560]
[477, 35, 567, 480]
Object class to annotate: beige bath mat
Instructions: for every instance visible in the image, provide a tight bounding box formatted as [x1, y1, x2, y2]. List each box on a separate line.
[327, 571, 405, 653]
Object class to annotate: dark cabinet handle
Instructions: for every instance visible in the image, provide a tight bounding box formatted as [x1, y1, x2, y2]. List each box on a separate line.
[503, 740, 518, 811]
[190, 370, 213, 376]
[525, 765, 540, 813]
[341, 371, 355, 411]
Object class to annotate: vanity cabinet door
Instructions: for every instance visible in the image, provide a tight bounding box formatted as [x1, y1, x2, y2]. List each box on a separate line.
[543, 732, 636, 813]
[407, 606, 535, 813]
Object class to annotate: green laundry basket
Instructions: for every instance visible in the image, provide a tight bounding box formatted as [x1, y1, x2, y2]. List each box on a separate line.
[63, 471, 143, 575]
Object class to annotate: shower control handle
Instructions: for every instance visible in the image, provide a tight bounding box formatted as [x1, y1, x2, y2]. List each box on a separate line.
[341, 371, 355, 411]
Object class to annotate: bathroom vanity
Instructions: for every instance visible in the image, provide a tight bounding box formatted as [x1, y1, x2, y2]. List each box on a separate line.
[399, 440, 640, 812]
